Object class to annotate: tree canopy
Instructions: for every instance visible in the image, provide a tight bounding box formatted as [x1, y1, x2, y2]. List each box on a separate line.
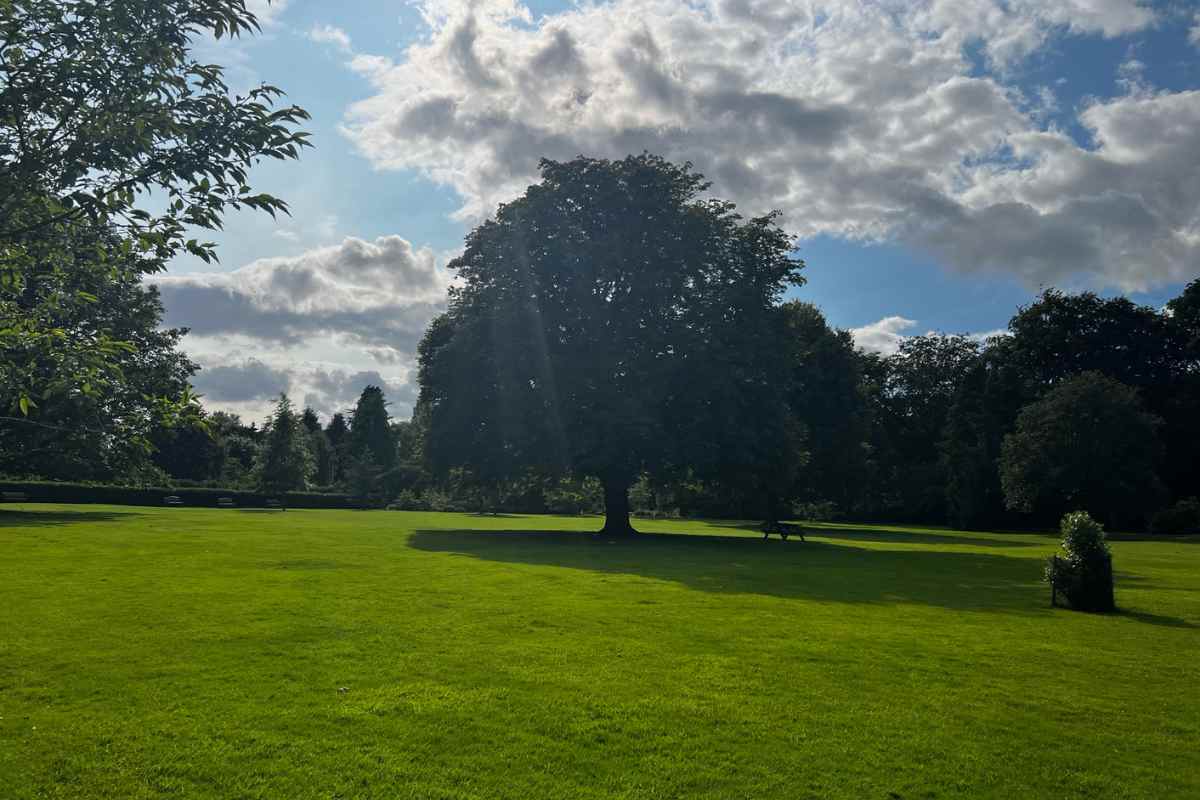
[1000, 372, 1163, 526]
[418, 154, 803, 535]
[1, 0, 308, 431]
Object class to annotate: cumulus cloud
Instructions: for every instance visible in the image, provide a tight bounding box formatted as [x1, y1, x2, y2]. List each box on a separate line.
[192, 358, 291, 403]
[850, 316, 918, 355]
[337, 0, 1194, 291]
[154, 235, 447, 349]
[307, 368, 415, 417]
[1190, 14, 1200, 50]
[158, 236, 445, 421]
[185, 350, 416, 424]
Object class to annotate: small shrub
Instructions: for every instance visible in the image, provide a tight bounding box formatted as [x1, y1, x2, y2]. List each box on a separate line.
[1150, 498, 1200, 535]
[1045, 511, 1114, 612]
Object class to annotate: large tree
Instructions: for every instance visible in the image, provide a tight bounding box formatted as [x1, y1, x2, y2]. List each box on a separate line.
[417, 154, 803, 535]
[1000, 372, 1163, 527]
[1000, 289, 1192, 503]
[1, 0, 308, 431]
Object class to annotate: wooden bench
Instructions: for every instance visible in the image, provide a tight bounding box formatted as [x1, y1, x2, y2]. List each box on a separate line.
[761, 520, 806, 542]
[217, 497, 235, 508]
[265, 499, 284, 511]
[163, 495, 183, 506]
[2, 491, 28, 502]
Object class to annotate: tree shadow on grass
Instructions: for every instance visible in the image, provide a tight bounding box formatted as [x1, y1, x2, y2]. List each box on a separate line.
[0, 508, 136, 527]
[410, 529, 1196, 627]
[1114, 608, 1196, 629]
[410, 529, 1052, 613]
[705, 520, 1044, 548]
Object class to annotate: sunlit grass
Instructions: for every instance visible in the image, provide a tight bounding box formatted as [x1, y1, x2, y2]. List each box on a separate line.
[1, 505, 1196, 798]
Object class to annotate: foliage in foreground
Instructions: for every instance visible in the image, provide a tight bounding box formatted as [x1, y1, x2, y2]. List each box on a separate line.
[1, 0, 308, 465]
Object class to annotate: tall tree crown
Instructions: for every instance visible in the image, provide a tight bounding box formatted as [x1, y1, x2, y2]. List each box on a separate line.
[419, 154, 803, 524]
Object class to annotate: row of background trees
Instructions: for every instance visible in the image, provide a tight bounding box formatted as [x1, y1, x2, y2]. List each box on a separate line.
[20, 274, 1187, 534]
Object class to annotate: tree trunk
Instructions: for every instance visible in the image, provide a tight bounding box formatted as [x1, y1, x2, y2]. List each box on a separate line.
[600, 478, 637, 537]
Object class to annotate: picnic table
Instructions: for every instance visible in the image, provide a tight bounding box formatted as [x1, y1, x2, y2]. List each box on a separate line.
[760, 520, 806, 542]
[163, 495, 183, 506]
[2, 491, 28, 502]
[217, 497, 235, 508]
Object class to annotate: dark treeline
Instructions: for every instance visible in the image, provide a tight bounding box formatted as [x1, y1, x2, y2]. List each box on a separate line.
[395, 283, 1196, 533]
[14, 277, 1193, 535]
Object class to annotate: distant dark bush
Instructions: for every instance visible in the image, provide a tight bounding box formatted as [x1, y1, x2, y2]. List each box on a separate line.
[424, 489, 469, 513]
[1149, 498, 1200, 535]
[387, 490, 430, 512]
[544, 487, 587, 515]
[0, 480, 348, 509]
[791, 501, 840, 522]
[1045, 511, 1115, 612]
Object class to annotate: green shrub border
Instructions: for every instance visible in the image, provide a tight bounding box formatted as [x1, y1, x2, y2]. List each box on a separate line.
[0, 480, 350, 509]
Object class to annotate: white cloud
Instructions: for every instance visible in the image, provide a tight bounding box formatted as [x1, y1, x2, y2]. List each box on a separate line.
[850, 316, 918, 355]
[192, 358, 291, 404]
[851, 317, 1011, 354]
[1190, 14, 1200, 50]
[154, 235, 447, 347]
[309, 23, 353, 52]
[337, 0, 1193, 291]
[188, 350, 414, 423]
[155, 236, 448, 419]
[246, 0, 290, 27]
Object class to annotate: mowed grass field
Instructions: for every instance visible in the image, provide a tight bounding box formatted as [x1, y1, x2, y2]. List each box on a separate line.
[1, 506, 1197, 799]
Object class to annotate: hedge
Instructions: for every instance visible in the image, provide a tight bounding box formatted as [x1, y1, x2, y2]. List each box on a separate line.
[0, 480, 351, 509]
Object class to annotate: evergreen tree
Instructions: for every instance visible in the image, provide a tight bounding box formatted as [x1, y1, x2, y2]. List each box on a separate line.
[324, 412, 351, 484]
[350, 386, 396, 474]
[255, 394, 314, 501]
[300, 407, 322, 434]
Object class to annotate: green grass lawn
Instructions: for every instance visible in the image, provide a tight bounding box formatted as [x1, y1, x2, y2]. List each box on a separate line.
[1, 506, 1197, 799]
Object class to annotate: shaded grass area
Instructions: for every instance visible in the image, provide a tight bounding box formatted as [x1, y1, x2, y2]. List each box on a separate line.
[1, 505, 1197, 799]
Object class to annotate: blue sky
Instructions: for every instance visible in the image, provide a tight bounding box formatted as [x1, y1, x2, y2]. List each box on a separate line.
[154, 0, 1200, 421]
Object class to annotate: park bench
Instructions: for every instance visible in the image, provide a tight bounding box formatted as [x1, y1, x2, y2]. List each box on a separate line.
[2, 491, 28, 502]
[217, 497, 235, 508]
[761, 520, 806, 542]
[163, 495, 183, 506]
[265, 499, 284, 511]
